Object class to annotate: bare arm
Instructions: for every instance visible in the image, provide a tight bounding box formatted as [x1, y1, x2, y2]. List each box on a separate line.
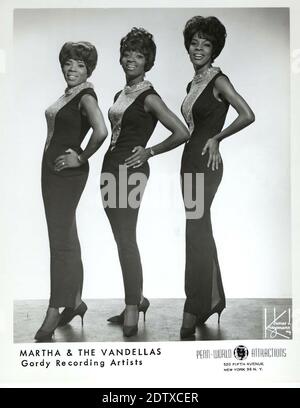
[212, 76, 255, 142]
[203, 76, 255, 171]
[54, 94, 108, 172]
[125, 94, 189, 168]
[78, 94, 108, 162]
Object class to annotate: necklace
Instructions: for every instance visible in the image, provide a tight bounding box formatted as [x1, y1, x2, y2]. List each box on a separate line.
[124, 80, 152, 94]
[193, 67, 215, 84]
[64, 81, 93, 96]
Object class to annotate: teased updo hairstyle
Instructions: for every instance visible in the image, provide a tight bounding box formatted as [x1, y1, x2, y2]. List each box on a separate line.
[120, 27, 156, 72]
[183, 16, 226, 62]
[59, 41, 98, 77]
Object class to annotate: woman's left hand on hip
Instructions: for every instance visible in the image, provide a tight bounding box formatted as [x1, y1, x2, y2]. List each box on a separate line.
[202, 138, 222, 171]
[124, 146, 151, 168]
[54, 148, 81, 172]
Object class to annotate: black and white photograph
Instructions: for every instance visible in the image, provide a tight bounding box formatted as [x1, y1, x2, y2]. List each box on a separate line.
[0, 0, 299, 389]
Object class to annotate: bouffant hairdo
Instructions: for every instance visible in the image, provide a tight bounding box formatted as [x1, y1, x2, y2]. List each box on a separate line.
[120, 27, 156, 72]
[59, 41, 98, 77]
[183, 16, 226, 62]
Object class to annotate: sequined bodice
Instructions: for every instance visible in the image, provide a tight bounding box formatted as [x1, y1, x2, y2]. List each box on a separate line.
[44, 81, 94, 151]
[42, 81, 97, 177]
[180, 68, 230, 173]
[181, 67, 220, 135]
[108, 80, 153, 150]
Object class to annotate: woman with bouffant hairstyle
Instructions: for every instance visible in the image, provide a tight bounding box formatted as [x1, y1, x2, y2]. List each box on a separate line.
[101, 27, 189, 337]
[180, 16, 255, 339]
[119, 27, 156, 71]
[34, 41, 108, 341]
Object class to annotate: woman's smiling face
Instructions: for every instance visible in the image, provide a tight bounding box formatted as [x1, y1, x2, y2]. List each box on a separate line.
[62, 58, 88, 88]
[121, 49, 146, 79]
[188, 33, 213, 69]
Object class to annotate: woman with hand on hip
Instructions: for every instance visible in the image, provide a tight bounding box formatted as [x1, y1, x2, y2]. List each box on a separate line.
[180, 16, 255, 339]
[101, 27, 189, 337]
[35, 41, 108, 342]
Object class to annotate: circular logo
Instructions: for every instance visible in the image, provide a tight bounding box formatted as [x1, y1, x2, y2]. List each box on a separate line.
[234, 345, 249, 361]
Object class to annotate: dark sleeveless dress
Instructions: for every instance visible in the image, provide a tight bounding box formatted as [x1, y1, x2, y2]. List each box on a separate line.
[42, 82, 97, 308]
[180, 69, 229, 317]
[101, 81, 159, 305]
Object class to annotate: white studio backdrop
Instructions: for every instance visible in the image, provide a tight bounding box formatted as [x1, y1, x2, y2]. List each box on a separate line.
[10, 7, 290, 300]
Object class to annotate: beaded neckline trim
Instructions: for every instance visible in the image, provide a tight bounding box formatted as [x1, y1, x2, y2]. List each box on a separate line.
[64, 81, 94, 96]
[108, 81, 153, 149]
[44, 81, 94, 151]
[124, 80, 153, 94]
[182, 67, 220, 136]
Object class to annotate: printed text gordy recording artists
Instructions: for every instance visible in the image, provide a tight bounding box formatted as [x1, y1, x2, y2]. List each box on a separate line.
[19, 347, 162, 368]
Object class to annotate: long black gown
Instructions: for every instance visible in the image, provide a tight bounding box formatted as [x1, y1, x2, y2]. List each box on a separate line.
[42, 81, 97, 308]
[101, 80, 159, 305]
[180, 67, 229, 318]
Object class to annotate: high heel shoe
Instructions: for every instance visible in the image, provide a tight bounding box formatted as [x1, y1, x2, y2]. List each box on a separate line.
[180, 326, 196, 340]
[180, 312, 197, 340]
[57, 301, 87, 327]
[123, 306, 139, 338]
[34, 311, 60, 342]
[196, 302, 225, 326]
[34, 328, 56, 342]
[123, 324, 138, 337]
[107, 297, 150, 324]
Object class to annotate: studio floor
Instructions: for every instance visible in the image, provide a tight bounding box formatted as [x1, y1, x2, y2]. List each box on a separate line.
[14, 298, 292, 343]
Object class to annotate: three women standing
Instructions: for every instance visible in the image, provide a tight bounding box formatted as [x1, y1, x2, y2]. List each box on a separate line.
[35, 17, 255, 342]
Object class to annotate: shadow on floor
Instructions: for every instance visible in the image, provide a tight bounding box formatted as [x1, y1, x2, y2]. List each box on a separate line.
[14, 298, 292, 343]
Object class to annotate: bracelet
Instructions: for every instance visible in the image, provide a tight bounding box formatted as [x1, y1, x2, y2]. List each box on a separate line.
[77, 154, 85, 164]
[148, 147, 155, 157]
